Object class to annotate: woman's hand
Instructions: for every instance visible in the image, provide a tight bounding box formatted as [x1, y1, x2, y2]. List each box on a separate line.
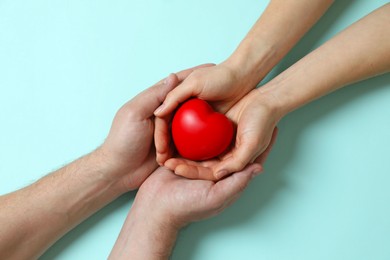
[164, 89, 281, 180]
[154, 62, 254, 116]
[153, 0, 336, 179]
[154, 61, 262, 165]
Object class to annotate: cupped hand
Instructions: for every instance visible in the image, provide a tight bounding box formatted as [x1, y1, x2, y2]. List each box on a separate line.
[154, 62, 260, 165]
[133, 163, 263, 229]
[154, 62, 252, 116]
[97, 64, 213, 191]
[164, 89, 281, 180]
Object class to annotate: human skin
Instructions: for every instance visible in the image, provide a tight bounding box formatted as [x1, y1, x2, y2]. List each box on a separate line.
[109, 130, 277, 260]
[154, 0, 334, 169]
[0, 65, 212, 259]
[108, 166, 259, 260]
[167, 4, 390, 180]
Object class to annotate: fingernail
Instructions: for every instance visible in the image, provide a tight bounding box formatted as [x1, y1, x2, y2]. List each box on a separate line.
[154, 104, 165, 115]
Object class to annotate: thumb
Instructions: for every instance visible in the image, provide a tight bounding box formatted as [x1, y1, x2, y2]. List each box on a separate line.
[128, 73, 179, 120]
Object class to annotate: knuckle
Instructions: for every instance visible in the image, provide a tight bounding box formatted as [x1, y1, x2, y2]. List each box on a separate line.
[117, 105, 137, 120]
[116, 102, 152, 123]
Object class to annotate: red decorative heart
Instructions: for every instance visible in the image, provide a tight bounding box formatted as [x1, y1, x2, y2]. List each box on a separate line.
[171, 98, 234, 161]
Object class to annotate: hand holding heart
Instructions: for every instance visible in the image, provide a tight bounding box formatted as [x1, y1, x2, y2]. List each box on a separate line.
[154, 63, 257, 166]
[155, 71, 280, 180]
[98, 64, 214, 191]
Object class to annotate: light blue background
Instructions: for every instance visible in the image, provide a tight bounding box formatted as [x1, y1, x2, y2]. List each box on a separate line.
[1, 0, 389, 259]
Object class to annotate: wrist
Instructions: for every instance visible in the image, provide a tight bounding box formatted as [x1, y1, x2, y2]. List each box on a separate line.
[132, 198, 182, 235]
[254, 83, 290, 121]
[89, 148, 131, 195]
[110, 201, 179, 260]
[224, 37, 277, 88]
[46, 152, 126, 219]
[257, 66, 311, 117]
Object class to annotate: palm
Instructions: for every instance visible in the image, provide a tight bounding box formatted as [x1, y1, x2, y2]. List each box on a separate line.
[137, 168, 216, 225]
[136, 166, 256, 227]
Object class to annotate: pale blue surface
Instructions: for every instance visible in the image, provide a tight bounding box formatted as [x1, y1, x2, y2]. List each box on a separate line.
[1, 0, 389, 259]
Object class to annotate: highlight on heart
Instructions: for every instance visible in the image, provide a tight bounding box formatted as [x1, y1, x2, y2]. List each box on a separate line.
[171, 98, 234, 161]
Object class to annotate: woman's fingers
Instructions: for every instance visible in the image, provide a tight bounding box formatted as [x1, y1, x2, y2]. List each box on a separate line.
[210, 163, 262, 206]
[154, 64, 215, 117]
[213, 141, 262, 180]
[165, 127, 278, 181]
[165, 158, 218, 181]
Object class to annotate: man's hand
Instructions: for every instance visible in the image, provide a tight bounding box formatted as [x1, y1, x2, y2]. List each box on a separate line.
[98, 64, 214, 190]
[0, 64, 214, 259]
[109, 164, 262, 260]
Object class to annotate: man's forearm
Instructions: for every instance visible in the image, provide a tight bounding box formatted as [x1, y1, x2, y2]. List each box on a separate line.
[0, 149, 125, 259]
[258, 4, 390, 116]
[109, 200, 179, 260]
[225, 0, 334, 86]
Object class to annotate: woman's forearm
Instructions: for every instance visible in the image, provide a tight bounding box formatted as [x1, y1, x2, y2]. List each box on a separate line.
[259, 3, 390, 116]
[225, 0, 334, 87]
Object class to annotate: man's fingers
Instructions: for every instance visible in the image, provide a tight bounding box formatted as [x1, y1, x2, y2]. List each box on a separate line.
[254, 127, 279, 165]
[154, 64, 215, 164]
[155, 115, 174, 165]
[122, 63, 215, 121]
[128, 73, 180, 120]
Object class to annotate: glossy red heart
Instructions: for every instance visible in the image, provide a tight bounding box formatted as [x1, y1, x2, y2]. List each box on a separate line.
[171, 98, 234, 161]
